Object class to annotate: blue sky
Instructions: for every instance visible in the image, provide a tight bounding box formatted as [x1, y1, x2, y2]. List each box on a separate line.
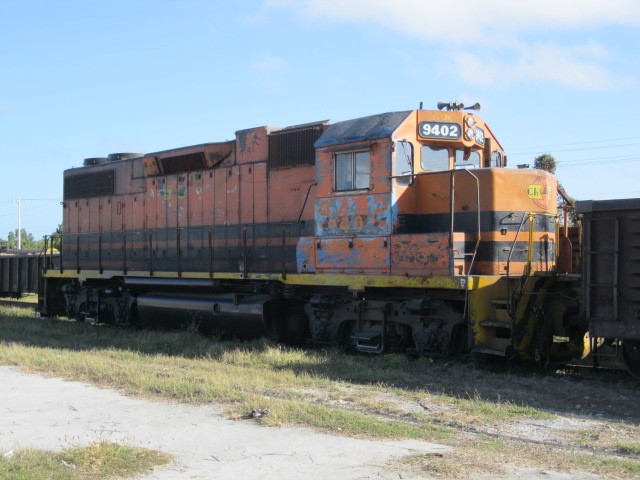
[1, 0, 639, 238]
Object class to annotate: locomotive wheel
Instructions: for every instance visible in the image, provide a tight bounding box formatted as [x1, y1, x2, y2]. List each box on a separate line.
[622, 340, 640, 380]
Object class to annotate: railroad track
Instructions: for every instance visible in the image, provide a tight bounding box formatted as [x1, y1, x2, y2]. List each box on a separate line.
[0, 297, 635, 383]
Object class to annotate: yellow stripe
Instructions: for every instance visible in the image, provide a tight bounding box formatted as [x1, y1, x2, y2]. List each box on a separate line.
[43, 269, 505, 291]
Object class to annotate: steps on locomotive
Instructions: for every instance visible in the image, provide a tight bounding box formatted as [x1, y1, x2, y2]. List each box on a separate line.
[475, 299, 514, 357]
[351, 326, 384, 353]
[480, 299, 512, 329]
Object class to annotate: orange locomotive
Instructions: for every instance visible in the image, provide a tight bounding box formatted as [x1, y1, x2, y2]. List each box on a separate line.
[40, 102, 585, 362]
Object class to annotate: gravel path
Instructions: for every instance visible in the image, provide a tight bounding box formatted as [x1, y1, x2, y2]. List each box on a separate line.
[0, 366, 450, 479]
[0, 366, 607, 479]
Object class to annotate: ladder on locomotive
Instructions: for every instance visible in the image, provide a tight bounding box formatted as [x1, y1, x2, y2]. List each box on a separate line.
[492, 212, 560, 359]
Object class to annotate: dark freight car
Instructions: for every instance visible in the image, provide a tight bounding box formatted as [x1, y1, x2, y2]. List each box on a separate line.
[0, 250, 45, 297]
[577, 198, 640, 377]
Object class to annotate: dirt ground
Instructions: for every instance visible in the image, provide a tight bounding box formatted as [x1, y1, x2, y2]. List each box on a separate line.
[0, 366, 611, 480]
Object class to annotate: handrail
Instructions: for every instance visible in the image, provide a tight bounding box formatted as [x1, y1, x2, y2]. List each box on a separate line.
[449, 168, 481, 351]
[506, 212, 559, 318]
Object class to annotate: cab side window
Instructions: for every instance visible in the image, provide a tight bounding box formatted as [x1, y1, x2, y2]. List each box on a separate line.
[394, 140, 413, 186]
[335, 151, 370, 191]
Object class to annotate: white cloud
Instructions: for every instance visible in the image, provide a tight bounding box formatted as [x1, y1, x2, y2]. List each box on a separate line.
[267, 0, 638, 89]
[451, 42, 619, 90]
[268, 0, 640, 45]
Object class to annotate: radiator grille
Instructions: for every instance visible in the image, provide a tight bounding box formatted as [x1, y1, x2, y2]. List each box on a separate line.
[64, 170, 115, 199]
[268, 124, 324, 169]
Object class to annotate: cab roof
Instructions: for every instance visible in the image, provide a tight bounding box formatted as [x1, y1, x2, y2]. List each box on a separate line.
[314, 111, 412, 148]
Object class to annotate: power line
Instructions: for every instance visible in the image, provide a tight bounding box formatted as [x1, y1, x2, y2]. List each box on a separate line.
[508, 142, 640, 157]
[506, 135, 640, 153]
[574, 190, 640, 198]
[557, 157, 640, 168]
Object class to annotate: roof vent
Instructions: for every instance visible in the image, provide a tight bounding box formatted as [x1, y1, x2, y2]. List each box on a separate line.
[83, 157, 108, 166]
[108, 153, 143, 162]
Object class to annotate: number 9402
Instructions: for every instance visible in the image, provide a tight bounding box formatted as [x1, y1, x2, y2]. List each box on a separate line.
[418, 122, 461, 139]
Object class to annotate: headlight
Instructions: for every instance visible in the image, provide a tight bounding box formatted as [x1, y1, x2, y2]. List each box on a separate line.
[465, 128, 475, 140]
[465, 116, 476, 127]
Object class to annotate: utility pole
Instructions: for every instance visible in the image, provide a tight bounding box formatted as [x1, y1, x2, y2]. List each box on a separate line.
[12, 197, 26, 250]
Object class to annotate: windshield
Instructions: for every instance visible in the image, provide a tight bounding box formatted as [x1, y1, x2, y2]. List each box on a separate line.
[454, 149, 481, 169]
[420, 145, 450, 171]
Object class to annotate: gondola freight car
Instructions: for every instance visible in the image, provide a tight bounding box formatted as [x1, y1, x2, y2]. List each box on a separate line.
[0, 249, 48, 298]
[577, 199, 640, 377]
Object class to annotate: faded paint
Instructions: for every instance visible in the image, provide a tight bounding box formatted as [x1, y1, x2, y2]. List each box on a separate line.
[390, 233, 450, 276]
[296, 237, 316, 273]
[315, 194, 391, 236]
[315, 237, 389, 274]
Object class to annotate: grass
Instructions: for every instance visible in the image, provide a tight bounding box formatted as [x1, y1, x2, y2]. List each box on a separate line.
[0, 442, 170, 480]
[1, 302, 640, 478]
[617, 442, 640, 455]
[572, 452, 640, 477]
[401, 433, 640, 480]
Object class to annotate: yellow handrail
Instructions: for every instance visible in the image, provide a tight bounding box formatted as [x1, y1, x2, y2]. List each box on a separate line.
[525, 212, 559, 275]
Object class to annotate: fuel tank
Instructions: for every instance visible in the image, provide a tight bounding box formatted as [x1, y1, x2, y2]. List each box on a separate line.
[136, 292, 284, 339]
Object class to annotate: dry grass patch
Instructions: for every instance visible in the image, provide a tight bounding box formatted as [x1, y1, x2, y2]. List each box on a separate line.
[400, 433, 640, 479]
[0, 441, 170, 480]
[564, 423, 640, 455]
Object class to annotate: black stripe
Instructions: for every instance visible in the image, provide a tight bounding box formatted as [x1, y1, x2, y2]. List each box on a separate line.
[396, 211, 555, 234]
[454, 240, 555, 264]
[61, 244, 299, 274]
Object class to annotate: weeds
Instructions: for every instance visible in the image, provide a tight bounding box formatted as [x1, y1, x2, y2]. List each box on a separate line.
[0, 442, 169, 480]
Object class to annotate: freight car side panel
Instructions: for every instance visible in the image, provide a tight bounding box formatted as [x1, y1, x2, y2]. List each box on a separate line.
[0, 254, 44, 296]
[578, 199, 640, 340]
